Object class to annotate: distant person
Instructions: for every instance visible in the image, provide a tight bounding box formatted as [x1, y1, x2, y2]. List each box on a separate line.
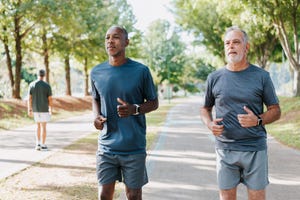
[28, 69, 52, 151]
[200, 26, 281, 200]
[90, 25, 159, 200]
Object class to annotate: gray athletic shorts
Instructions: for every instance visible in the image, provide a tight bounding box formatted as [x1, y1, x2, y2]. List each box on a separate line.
[33, 112, 51, 122]
[96, 151, 148, 189]
[216, 148, 269, 190]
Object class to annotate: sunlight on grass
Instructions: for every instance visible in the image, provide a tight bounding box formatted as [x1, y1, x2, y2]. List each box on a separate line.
[65, 132, 98, 150]
[278, 96, 300, 113]
[0, 116, 32, 130]
[0, 102, 13, 111]
[267, 96, 300, 149]
[0, 110, 91, 131]
[268, 122, 300, 149]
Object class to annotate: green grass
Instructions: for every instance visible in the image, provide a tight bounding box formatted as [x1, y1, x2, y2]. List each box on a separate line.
[146, 102, 176, 149]
[266, 96, 300, 149]
[0, 110, 91, 131]
[0, 102, 13, 111]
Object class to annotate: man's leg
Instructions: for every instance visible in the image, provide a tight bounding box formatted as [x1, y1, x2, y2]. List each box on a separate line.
[98, 182, 115, 200]
[41, 122, 47, 144]
[248, 189, 265, 200]
[36, 122, 41, 144]
[219, 187, 237, 200]
[125, 186, 142, 200]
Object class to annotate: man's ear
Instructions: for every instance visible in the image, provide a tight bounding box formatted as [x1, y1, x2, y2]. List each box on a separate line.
[245, 43, 250, 53]
[125, 39, 129, 47]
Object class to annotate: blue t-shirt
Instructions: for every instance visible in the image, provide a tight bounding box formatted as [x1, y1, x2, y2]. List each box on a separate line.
[203, 64, 279, 151]
[90, 58, 157, 154]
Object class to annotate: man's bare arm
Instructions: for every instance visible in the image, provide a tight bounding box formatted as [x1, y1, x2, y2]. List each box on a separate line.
[92, 98, 107, 130]
[200, 106, 224, 136]
[260, 104, 281, 125]
[140, 98, 159, 114]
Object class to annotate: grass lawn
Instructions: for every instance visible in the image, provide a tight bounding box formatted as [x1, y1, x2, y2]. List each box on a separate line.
[266, 96, 300, 149]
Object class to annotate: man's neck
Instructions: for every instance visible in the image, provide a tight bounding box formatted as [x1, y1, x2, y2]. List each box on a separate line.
[109, 56, 128, 67]
[226, 60, 249, 72]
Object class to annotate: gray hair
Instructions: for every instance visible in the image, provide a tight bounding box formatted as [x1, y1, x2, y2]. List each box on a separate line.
[225, 26, 249, 44]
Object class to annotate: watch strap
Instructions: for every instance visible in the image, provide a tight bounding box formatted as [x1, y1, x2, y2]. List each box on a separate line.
[133, 104, 140, 115]
[257, 116, 263, 126]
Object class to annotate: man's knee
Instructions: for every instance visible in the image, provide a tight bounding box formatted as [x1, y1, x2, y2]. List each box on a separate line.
[126, 188, 142, 200]
[98, 184, 115, 200]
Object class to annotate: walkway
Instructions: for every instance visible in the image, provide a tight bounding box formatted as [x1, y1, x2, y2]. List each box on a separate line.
[1, 97, 300, 200]
[139, 96, 300, 200]
[0, 113, 95, 180]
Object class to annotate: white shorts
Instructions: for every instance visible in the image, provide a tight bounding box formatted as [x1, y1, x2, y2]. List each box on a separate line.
[33, 112, 51, 122]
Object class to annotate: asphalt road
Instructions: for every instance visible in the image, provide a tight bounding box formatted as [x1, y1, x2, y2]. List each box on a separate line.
[1, 96, 300, 200]
[0, 113, 95, 180]
[133, 96, 300, 200]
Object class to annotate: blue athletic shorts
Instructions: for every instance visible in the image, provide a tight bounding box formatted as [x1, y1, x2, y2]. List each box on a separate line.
[96, 151, 148, 189]
[216, 149, 269, 190]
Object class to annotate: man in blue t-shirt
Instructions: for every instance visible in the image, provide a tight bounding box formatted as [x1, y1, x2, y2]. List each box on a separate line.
[90, 25, 158, 200]
[200, 26, 281, 200]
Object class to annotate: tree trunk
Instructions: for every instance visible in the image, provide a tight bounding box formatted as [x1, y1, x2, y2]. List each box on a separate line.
[13, 16, 22, 99]
[275, 19, 300, 96]
[3, 42, 14, 92]
[293, 68, 300, 96]
[84, 57, 89, 96]
[42, 32, 50, 83]
[64, 56, 72, 96]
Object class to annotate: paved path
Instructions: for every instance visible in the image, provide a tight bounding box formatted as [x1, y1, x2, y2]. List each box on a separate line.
[139, 96, 300, 200]
[0, 113, 95, 180]
[1, 97, 300, 200]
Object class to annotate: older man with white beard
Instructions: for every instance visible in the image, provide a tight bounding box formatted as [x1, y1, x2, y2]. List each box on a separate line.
[200, 26, 281, 200]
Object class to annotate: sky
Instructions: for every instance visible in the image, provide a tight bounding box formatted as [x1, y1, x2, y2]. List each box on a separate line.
[126, 0, 174, 32]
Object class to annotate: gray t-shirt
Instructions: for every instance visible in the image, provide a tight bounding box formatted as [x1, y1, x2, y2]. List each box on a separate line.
[204, 64, 279, 151]
[29, 80, 52, 112]
[90, 58, 157, 155]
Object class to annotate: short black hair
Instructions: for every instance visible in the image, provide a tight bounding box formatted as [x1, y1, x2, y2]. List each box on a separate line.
[39, 69, 45, 77]
[108, 25, 128, 40]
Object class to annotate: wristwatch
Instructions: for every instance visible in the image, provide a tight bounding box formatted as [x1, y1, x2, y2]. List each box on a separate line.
[133, 104, 140, 115]
[257, 116, 263, 126]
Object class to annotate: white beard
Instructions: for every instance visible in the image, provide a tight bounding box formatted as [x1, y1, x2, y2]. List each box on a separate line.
[226, 53, 243, 64]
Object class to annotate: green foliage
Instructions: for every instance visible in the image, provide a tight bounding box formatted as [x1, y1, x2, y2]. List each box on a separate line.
[21, 66, 36, 84]
[173, 0, 231, 60]
[143, 20, 186, 85]
[0, 0, 138, 98]
[182, 83, 199, 93]
[173, 0, 300, 96]
[172, 85, 179, 93]
[192, 60, 216, 81]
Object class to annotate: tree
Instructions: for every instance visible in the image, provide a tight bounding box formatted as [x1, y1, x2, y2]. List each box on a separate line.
[25, 0, 62, 83]
[172, 0, 231, 63]
[216, 0, 281, 69]
[143, 20, 186, 86]
[244, 0, 300, 96]
[0, 0, 38, 99]
[172, 0, 282, 69]
[52, 0, 137, 96]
